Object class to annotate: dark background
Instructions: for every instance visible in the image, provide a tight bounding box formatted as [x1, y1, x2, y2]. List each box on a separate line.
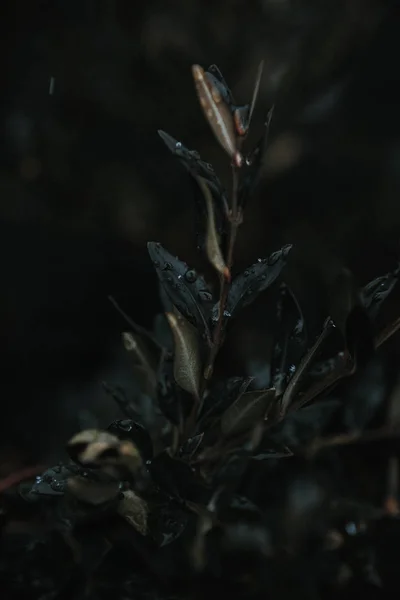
[0, 0, 399, 467]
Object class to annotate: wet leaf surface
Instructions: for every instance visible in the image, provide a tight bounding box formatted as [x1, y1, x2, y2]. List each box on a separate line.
[217, 244, 292, 320]
[148, 242, 214, 343]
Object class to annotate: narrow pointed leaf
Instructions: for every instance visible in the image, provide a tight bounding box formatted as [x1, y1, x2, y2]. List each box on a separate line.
[221, 387, 276, 436]
[198, 177, 230, 280]
[166, 309, 202, 400]
[220, 244, 292, 320]
[192, 64, 240, 164]
[248, 60, 264, 130]
[147, 241, 213, 343]
[279, 318, 335, 416]
[233, 61, 264, 138]
[271, 283, 308, 396]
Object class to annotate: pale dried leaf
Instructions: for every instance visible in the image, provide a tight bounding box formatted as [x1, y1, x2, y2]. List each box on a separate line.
[117, 489, 148, 535]
[192, 64, 238, 162]
[166, 308, 202, 399]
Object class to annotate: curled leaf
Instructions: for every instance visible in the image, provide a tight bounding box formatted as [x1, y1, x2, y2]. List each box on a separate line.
[192, 64, 241, 166]
[147, 241, 214, 343]
[218, 244, 292, 320]
[221, 388, 276, 437]
[166, 308, 202, 400]
[198, 177, 230, 280]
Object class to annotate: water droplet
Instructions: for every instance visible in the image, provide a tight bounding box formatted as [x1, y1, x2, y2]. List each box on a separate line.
[289, 364, 296, 375]
[120, 419, 132, 431]
[178, 274, 182, 280]
[50, 480, 64, 491]
[244, 270, 250, 277]
[185, 269, 197, 283]
[175, 142, 182, 149]
[223, 310, 231, 318]
[35, 476, 42, 483]
[257, 258, 262, 263]
[345, 522, 357, 536]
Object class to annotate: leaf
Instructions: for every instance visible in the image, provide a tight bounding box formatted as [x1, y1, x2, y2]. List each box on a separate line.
[239, 106, 274, 209]
[252, 444, 293, 460]
[199, 376, 254, 429]
[179, 432, 204, 460]
[271, 284, 308, 396]
[157, 130, 228, 205]
[270, 400, 341, 448]
[192, 64, 241, 166]
[361, 265, 399, 319]
[220, 244, 292, 320]
[279, 318, 335, 416]
[158, 130, 228, 254]
[117, 489, 148, 536]
[166, 308, 202, 400]
[147, 242, 214, 344]
[198, 177, 230, 280]
[221, 388, 276, 437]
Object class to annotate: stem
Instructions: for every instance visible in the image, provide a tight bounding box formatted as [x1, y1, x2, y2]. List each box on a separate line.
[204, 166, 241, 380]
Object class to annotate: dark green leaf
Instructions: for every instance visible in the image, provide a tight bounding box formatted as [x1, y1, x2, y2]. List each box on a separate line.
[219, 244, 292, 320]
[221, 388, 275, 437]
[148, 242, 213, 344]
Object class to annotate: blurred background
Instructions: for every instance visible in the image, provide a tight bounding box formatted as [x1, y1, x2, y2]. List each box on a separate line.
[0, 0, 399, 470]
